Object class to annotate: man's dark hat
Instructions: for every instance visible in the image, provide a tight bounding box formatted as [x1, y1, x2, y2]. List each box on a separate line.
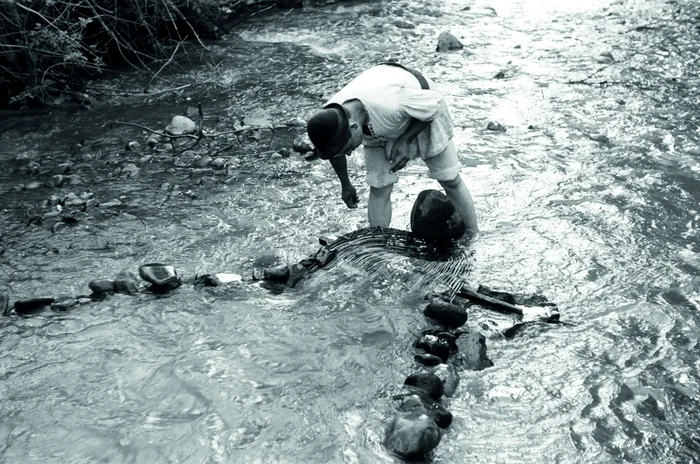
[306, 103, 350, 159]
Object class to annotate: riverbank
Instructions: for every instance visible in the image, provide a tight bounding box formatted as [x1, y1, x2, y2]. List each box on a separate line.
[0, 0, 347, 109]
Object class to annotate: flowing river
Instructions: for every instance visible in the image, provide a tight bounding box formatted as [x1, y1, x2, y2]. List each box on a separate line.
[1, 0, 700, 462]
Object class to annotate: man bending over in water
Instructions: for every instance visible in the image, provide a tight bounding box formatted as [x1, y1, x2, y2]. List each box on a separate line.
[306, 63, 478, 235]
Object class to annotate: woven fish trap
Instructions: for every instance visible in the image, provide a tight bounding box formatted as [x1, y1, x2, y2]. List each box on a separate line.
[307, 227, 473, 295]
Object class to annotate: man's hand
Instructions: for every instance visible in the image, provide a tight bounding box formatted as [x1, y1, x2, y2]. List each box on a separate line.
[341, 184, 358, 208]
[389, 139, 410, 173]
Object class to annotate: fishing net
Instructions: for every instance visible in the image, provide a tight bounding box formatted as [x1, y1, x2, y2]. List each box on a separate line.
[306, 226, 473, 295]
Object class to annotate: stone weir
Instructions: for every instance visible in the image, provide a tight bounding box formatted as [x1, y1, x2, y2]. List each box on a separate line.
[0, 191, 561, 461]
[257, 225, 561, 460]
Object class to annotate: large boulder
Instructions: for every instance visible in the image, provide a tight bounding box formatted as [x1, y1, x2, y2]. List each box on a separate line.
[410, 189, 465, 240]
[383, 412, 442, 460]
[452, 330, 493, 371]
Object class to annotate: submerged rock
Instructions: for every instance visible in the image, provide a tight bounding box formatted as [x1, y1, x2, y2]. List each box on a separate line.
[432, 363, 459, 397]
[147, 133, 164, 148]
[397, 393, 453, 429]
[384, 413, 442, 460]
[194, 274, 222, 287]
[286, 263, 309, 287]
[292, 134, 313, 154]
[414, 352, 443, 366]
[263, 265, 290, 282]
[486, 121, 507, 132]
[138, 263, 181, 291]
[52, 175, 68, 187]
[51, 296, 78, 311]
[452, 330, 493, 371]
[113, 271, 140, 295]
[88, 279, 115, 295]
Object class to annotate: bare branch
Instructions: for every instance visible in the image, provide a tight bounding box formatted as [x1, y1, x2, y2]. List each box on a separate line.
[144, 41, 182, 93]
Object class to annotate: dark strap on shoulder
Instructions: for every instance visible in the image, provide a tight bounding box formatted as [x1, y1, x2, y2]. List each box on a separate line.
[380, 62, 430, 89]
[362, 62, 430, 136]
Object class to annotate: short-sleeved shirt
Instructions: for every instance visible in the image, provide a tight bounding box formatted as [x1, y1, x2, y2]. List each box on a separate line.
[325, 64, 445, 143]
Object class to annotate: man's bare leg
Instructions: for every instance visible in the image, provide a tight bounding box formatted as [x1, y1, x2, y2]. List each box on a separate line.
[438, 175, 479, 235]
[368, 184, 393, 227]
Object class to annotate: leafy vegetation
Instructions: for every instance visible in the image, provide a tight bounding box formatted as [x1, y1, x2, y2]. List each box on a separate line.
[0, 0, 308, 108]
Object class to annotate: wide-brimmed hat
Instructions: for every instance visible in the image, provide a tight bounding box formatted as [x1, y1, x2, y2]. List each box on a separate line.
[306, 103, 350, 159]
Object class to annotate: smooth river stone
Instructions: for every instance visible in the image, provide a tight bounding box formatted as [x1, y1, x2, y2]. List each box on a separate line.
[89, 279, 115, 295]
[404, 372, 444, 401]
[424, 299, 468, 328]
[138, 263, 181, 290]
[415, 332, 456, 363]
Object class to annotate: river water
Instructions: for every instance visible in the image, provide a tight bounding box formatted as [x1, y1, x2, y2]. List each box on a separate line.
[1, 0, 700, 462]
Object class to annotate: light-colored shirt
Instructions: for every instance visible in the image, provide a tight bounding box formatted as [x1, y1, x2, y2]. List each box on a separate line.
[326, 65, 445, 143]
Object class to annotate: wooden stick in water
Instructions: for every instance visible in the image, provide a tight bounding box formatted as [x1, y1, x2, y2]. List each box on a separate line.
[457, 286, 563, 324]
[457, 286, 524, 316]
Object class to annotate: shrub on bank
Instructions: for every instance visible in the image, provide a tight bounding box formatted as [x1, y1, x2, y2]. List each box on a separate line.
[0, 0, 312, 108]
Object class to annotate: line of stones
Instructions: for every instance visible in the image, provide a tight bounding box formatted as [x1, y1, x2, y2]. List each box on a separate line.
[0, 256, 492, 462]
[0, 263, 198, 316]
[381, 293, 493, 460]
[255, 245, 496, 460]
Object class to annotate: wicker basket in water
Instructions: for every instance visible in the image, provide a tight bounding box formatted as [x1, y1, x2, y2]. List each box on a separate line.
[306, 226, 473, 295]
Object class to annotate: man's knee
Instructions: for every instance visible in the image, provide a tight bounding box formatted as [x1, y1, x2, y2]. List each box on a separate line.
[370, 184, 393, 199]
[438, 175, 462, 189]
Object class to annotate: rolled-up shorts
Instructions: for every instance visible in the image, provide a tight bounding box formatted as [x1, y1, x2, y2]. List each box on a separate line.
[362, 101, 461, 188]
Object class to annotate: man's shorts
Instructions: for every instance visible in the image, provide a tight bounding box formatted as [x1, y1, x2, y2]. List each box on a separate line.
[362, 103, 460, 188]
